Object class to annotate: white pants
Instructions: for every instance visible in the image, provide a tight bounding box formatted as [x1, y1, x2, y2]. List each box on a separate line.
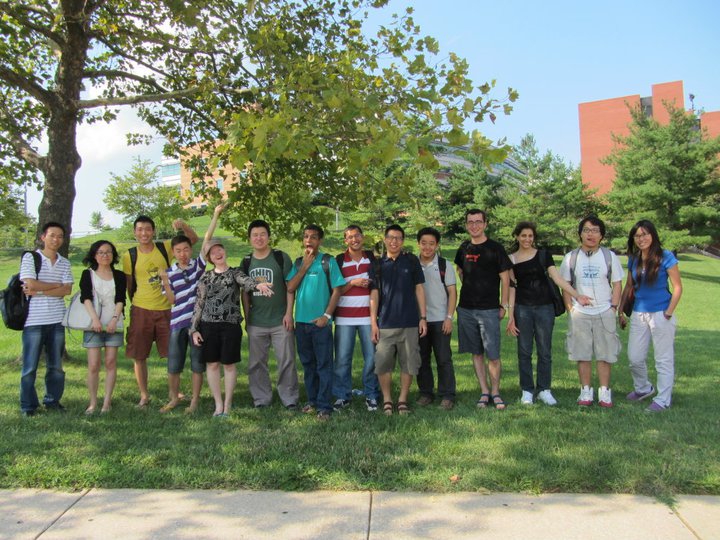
[627, 311, 676, 407]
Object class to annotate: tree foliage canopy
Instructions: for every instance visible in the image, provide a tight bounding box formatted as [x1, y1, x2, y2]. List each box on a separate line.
[0, 0, 516, 249]
[604, 104, 720, 247]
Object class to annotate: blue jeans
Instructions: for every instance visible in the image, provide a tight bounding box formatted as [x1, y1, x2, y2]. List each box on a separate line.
[296, 322, 334, 413]
[333, 324, 379, 401]
[21, 323, 66, 412]
[514, 304, 555, 392]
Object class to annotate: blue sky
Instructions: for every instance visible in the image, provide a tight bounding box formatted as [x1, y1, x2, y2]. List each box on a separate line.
[26, 0, 720, 231]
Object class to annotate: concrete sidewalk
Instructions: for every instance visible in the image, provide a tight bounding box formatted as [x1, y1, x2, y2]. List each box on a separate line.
[1, 489, 717, 539]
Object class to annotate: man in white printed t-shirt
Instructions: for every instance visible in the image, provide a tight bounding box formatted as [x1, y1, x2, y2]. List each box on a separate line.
[19, 222, 73, 416]
[560, 215, 623, 408]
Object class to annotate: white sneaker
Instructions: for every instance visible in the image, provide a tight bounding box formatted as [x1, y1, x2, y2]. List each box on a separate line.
[537, 390, 557, 406]
[577, 386, 593, 406]
[520, 390, 534, 405]
[599, 386, 613, 408]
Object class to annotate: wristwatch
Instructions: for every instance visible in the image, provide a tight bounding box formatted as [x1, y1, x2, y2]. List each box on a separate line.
[323, 313, 332, 321]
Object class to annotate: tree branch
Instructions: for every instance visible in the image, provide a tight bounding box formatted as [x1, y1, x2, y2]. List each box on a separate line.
[0, 66, 55, 107]
[78, 86, 252, 109]
[83, 69, 167, 91]
[0, 104, 47, 171]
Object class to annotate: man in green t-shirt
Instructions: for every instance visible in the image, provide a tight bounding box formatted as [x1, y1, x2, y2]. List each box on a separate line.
[241, 219, 299, 409]
[122, 215, 198, 407]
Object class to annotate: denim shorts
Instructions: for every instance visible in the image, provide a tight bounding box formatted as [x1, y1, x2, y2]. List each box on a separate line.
[83, 331, 124, 349]
[168, 327, 205, 374]
[457, 307, 501, 359]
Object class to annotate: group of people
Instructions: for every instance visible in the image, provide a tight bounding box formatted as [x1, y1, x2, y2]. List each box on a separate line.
[17, 207, 682, 419]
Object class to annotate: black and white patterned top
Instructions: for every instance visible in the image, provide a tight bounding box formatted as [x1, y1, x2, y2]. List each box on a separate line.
[189, 267, 258, 333]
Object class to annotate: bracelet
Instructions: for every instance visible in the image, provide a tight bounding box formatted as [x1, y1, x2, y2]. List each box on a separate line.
[323, 312, 332, 321]
[446, 314, 453, 320]
[111, 315, 118, 319]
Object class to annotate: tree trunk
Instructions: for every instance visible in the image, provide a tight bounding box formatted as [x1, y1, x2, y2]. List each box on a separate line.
[34, 0, 89, 257]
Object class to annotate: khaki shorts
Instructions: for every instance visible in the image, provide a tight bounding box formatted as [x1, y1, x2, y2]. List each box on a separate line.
[374, 327, 421, 375]
[126, 306, 171, 361]
[566, 308, 621, 363]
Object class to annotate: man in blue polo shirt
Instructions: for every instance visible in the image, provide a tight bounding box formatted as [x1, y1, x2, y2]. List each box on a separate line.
[370, 224, 427, 416]
[286, 224, 346, 421]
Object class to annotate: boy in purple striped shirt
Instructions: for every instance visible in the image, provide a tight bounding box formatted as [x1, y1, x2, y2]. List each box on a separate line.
[159, 204, 223, 413]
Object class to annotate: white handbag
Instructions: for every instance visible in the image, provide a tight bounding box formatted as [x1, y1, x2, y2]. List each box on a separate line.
[62, 291, 95, 331]
[62, 271, 124, 331]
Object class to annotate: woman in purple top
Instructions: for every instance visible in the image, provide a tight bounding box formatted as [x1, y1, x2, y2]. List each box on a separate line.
[619, 220, 682, 412]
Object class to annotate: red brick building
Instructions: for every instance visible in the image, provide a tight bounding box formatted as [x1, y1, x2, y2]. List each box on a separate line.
[578, 81, 720, 194]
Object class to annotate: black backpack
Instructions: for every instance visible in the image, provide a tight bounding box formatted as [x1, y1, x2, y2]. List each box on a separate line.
[1, 251, 42, 331]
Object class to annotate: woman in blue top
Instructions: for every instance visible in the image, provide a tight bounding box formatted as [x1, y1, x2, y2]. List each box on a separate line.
[619, 220, 682, 412]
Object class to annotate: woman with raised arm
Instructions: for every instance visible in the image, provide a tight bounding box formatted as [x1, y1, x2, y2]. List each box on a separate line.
[619, 220, 682, 412]
[189, 204, 274, 417]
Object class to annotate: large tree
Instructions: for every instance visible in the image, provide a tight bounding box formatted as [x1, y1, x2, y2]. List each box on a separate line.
[604, 104, 720, 247]
[1, 0, 515, 251]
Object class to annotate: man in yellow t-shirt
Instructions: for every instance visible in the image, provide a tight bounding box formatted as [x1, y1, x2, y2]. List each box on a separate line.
[122, 215, 198, 407]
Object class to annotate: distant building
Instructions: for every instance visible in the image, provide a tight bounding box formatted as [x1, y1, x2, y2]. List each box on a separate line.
[578, 81, 720, 194]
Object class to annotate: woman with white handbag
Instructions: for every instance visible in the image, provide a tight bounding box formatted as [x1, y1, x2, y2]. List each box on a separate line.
[79, 240, 126, 414]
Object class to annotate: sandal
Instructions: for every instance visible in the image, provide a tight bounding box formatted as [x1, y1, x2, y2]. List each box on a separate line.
[492, 394, 506, 410]
[383, 401, 393, 416]
[397, 402, 411, 415]
[476, 393, 491, 408]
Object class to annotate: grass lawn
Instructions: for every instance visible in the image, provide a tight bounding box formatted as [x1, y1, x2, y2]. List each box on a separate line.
[0, 230, 718, 498]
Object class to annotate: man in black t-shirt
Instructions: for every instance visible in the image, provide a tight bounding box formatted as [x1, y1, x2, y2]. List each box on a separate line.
[454, 209, 513, 409]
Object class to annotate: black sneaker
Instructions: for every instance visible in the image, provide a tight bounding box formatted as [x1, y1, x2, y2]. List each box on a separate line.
[45, 402, 66, 412]
[365, 398, 378, 411]
[333, 398, 351, 411]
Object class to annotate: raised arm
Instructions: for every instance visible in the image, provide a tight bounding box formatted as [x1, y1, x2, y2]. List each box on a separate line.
[173, 219, 199, 246]
[200, 203, 228, 255]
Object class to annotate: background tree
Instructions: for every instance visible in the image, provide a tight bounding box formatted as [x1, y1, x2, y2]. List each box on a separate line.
[0, 185, 36, 248]
[1, 0, 515, 253]
[104, 157, 188, 238]
[604, 104, 720, 249]
[493, 134, 603, 251]
[89, 211, 110, 232]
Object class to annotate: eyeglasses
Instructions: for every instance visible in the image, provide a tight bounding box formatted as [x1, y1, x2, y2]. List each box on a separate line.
[634, 232, 651, 240]
[181, 269, 191, 283]
[345, 234, 363, 240]
[385, 235, 403, 243]
[582, 228, 601, 234]
[467, 220, 485, 226]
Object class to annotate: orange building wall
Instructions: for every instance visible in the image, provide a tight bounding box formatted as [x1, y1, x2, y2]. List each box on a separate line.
[578, 95, 640, 194]
[651, 81, 684, 124]
[701, 111, 720, 139]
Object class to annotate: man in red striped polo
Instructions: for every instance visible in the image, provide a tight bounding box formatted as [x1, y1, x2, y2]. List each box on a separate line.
[332, 225, 380, 412]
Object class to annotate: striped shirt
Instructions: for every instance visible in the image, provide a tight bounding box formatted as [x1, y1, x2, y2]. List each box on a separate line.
[335, 251, 375, 326]
[167, 257, 206, 331]
[20, 250, 73, 327]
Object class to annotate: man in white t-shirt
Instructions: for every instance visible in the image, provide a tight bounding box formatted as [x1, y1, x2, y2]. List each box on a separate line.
[19, 222, 73, 416]
[560, 216, 623, 408]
